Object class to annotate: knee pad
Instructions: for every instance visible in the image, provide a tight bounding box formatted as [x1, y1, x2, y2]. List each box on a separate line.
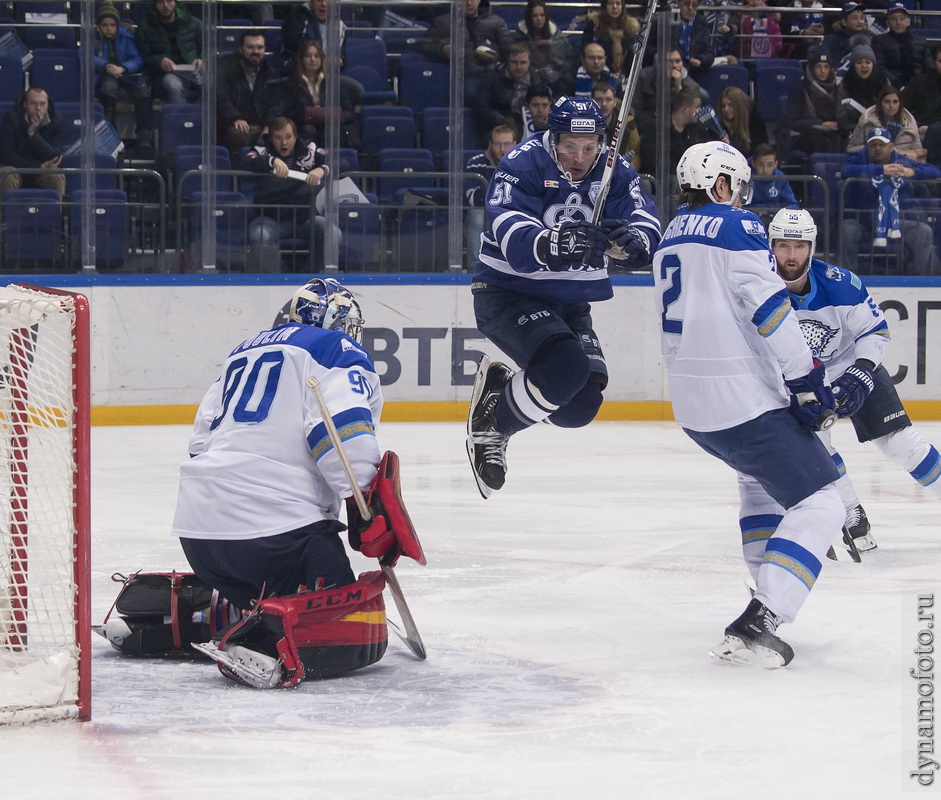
[546, 379, 604, 428]
[201, 571, 388, 688]
[97, 571, 235, 658]
[528, 335, 591, 407]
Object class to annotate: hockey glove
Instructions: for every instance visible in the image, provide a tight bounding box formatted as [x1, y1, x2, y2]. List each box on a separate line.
[601, 219, 650, 267]
[346, 497, 398, 563]
[538, 220, 608, 270]
[831, 363, 875, 418]
[783, 358, 837, 431]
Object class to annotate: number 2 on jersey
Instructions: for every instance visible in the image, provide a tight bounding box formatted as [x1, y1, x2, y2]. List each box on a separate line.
[659, 254, 684, 334]
[209, 352, 284, 431]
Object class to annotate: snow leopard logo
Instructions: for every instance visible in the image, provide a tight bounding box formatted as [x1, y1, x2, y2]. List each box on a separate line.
[800, 319, 839, 359]
[825, 265, 842, 281]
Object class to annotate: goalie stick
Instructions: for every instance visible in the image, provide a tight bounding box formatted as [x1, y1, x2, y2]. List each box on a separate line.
[306, 376, 427, 660]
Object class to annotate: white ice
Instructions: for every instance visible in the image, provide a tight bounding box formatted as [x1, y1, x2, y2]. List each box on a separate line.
[2, 420, 940, 800]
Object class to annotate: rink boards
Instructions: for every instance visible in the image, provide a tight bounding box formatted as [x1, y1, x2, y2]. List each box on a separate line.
[18, 274, 941, 424]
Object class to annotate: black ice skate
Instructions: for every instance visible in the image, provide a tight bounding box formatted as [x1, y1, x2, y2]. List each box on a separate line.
[843, 503, 875, 552]
[710, 598, 795, 669]
[466, 355, 513, 499]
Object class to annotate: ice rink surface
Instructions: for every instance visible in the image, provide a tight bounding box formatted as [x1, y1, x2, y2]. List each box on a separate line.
[2, 420, 940, 799]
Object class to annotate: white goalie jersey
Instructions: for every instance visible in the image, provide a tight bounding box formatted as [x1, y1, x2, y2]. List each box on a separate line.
[653, 202, 816, 432]
[171, 323, 383, 541]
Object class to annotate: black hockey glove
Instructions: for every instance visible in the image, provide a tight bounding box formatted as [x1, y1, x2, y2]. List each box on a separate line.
[538, 220, 608, 270]
[831, 363, 875, 418]
[601, 219, 651, 267]
[783, 358, 837, 431]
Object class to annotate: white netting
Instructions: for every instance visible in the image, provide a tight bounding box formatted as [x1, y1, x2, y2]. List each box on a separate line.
[0, 285, 81, 723]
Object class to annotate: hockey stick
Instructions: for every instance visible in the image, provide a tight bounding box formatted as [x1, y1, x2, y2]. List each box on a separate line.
[305, 376, 427, 660]
[590, 0, 659, 226]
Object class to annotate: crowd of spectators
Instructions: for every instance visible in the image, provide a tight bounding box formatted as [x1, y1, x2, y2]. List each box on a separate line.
[4, 0, 941, 274]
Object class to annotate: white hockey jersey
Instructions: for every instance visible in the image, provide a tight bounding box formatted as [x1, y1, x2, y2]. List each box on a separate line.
[171, 323, 382, 541]
[653, 202, 816, 432]
[787, 259, 890, 381]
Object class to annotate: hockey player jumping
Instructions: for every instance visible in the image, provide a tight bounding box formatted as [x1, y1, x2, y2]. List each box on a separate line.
[769, 207, 941, 553]
[654, 141, 845, 668]
[467, 95, 661, 498]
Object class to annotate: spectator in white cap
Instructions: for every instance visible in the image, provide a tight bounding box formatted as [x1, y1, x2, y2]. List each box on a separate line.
[873, 2, 930, 88]
[841, 125, 941, 270]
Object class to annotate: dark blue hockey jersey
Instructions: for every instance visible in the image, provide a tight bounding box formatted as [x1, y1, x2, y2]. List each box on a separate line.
[473, 131, 661, 303]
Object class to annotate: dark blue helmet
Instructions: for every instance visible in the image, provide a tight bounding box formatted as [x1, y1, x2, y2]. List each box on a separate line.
[547, 95, 606, 136]
[284, 278, 364, 343]
[546, 95, 606, 181]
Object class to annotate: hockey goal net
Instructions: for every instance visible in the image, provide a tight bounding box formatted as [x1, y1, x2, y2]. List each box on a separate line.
[0, 284, 91, 724]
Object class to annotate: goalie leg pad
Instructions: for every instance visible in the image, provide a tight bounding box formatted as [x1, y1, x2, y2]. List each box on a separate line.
[95, 571, 234, 658]
[204, 571, 389, 688]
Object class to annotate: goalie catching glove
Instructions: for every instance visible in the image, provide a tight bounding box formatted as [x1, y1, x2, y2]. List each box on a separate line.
[831, 363, 875, 418]
[783, 358, 837, 431]
[601, 219, 651, 267]
[346, 450, 426, 567]
[537, 220, 608, 270]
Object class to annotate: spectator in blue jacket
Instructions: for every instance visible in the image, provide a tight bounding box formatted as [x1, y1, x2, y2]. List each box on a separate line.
[747, 143, 799, 224]
[841, 126, 941, 272]
[95, 2, 152, 149]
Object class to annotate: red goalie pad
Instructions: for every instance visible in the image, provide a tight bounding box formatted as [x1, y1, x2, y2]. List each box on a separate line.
[213, 571, 389, 688]
[347, 450, 426, 567]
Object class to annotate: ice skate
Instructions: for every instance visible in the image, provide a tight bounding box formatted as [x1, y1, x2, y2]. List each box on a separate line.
[466, 355, 513, 499]
[192, 640, 284, 689]
[843, 503, 875, 552]
[710, 598, 794, 669]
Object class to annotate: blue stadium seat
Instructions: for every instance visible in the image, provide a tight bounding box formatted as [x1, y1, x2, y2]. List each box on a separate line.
[754, 62, 803, 124]
[218, 20, 254, 54]
[345, 36, 390, 80]
[381, 27, 427, 58]
[1, 188, 62, 266]
[378, 149, 436, 204]
[60, 152, 117, 197]
[70, 189, 128, 268]
[158, 104, 203, 156]
[339, 201, 382, 271]
[343, 65, 397, 105]
[361, 115, 417, 155]
[189, 191, 249, 270]
[399, 58, 450, 114]
[338, 147, 360, 172]
[174, 145, 233, 202]
[699, 65, 749, 103]
[421, 107, 476, 158]
[30, 51, 81, 103]
[0, 54, 24, 103]
[23, 24, 75, 50]
[806, 152, 848, 221]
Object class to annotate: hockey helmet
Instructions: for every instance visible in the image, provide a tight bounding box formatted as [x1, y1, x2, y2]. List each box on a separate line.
[285, 278, 364, 343]
[547, 95, 606, 179]
[676, 141, 753, 206]
[768, 207, 817, 280]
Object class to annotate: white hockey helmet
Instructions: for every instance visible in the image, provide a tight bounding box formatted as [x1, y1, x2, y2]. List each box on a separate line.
[282, 278, 364, 343]
[676, 141, 753, 206]
[768, 207, 817, 262]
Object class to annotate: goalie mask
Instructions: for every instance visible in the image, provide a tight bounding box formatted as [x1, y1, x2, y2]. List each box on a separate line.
[286, 278, 364, 344]
[547, 96, 606, 182]
[676, 141, 753, 206]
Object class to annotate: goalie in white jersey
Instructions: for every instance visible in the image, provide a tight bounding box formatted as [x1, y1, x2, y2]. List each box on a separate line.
[769, 207, 941, 554]
[653, 141, 844, 668]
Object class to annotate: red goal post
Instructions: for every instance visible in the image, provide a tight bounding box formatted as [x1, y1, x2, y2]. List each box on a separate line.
[0, 284, 91, 723]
